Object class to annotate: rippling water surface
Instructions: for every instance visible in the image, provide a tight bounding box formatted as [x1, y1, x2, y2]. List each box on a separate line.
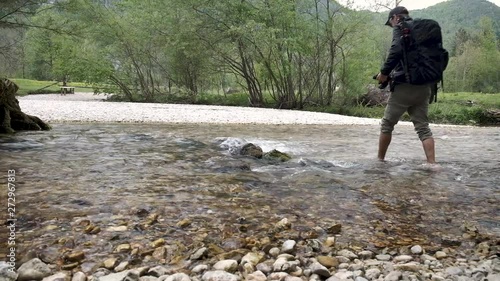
[0, 123, 498, 263]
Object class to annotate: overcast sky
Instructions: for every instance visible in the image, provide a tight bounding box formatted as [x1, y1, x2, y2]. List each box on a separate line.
[337, 0, 500, 11]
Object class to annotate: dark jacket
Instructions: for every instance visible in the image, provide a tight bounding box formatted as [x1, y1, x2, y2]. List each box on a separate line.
[380, 18, 411, 79]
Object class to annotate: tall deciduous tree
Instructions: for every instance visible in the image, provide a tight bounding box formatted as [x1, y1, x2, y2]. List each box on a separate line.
[451, 28, 471, 56]
[1, 0, 43, 77]
[446, 17, 499, 93]
[24, 2, 112, 86]
[21, 0, 390, 107]
[0, 0, 43, 29]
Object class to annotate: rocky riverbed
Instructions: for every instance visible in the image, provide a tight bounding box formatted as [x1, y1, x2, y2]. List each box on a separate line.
[1, 218, 498, 281]
[1, 212, 499, 281]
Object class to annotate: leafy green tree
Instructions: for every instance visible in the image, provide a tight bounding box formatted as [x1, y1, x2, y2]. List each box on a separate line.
[451, 28, 471, 56]
[24, 16, 59, 80]
[183, 0, 266, 106]
[446, 17, 499, 93]
[474, 17, 500, 92]
[446, 42, 481, 92]
[0, 0, 44, 29]
[24, 3, 113, 86]
[1, 0, 49, 77]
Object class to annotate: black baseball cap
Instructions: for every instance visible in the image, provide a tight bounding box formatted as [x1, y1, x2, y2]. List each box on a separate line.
[385, 6, 409, 26]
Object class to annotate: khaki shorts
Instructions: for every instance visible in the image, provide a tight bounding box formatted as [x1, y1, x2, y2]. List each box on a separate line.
[380, 83, 433, 141]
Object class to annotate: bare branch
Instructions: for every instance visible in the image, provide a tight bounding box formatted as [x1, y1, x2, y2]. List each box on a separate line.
[0, 20, 78, 36]
[369, 0, 404, 11]
[0, 0, 36, 21]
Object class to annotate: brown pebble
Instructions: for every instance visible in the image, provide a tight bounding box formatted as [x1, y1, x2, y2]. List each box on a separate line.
[317, 256, 339, 268]
[327, 223, 342, 234]
[150, 238, 165, 248]
[78, 220, 91, 226]
[152, 247, 166, 260]
[84, 225, 95, 234]
[103, 257, 119, 269]
[61, 262, 80, 270]
[90, 226, 101, 234]
[139, 249, 155, 257]
[176, 219, 192, 228]
[115, 244, 131, 253]
[65, 251, 85, 262]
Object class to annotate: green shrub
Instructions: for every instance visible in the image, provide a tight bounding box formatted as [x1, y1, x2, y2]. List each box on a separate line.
[195, 92, 250, 107]
[26, 89, 58, 95]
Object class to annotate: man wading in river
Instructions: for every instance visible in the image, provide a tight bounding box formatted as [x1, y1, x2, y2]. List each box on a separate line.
[375, 6, 448, 164]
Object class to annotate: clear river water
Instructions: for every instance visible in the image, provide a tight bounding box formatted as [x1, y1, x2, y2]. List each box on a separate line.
[0, 123, 498, 264]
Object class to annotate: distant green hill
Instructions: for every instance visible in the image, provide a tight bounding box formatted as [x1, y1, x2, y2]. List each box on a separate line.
[412, 0, 500, 48]
[368, 0, 500, 49]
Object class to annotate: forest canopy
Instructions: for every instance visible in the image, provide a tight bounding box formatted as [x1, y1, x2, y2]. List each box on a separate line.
[1, 0, 499, 107]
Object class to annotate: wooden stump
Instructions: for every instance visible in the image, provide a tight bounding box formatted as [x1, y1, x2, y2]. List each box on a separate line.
[0, 78, 51, 133]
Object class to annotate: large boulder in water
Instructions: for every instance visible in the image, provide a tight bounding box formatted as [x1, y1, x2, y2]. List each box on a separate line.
[263, 149, 291, 162]
[228, 141, 291, 162]
[239, 143, 263, 158]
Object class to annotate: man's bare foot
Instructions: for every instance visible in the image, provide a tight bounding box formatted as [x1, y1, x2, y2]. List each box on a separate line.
[421, 163, 442, 172]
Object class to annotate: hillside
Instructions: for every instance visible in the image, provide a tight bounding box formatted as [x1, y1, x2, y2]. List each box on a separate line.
[369, 0, 500, 49]
[412, 0, 500, 48]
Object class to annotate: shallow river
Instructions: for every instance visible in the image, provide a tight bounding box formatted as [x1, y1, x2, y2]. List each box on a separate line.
[0, 123, 498, 265]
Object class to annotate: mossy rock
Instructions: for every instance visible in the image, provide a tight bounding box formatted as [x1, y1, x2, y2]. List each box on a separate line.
[240, 143, 263, 159]
[263, 149, 291, 162]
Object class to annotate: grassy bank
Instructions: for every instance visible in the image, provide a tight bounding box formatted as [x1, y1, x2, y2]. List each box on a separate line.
[304, 92, 500, 126]
[428, 92, 500, 125]
[11, 78, 499, 125]
[10, 79, 93, 95]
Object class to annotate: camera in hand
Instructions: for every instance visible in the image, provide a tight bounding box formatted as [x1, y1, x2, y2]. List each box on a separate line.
[373, 74, 391, 89]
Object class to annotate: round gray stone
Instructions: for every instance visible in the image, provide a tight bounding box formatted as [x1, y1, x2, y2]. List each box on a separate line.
[17, 258, 52, 281]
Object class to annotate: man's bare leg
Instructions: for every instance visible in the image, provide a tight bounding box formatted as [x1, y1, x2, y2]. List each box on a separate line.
[422, 137, 436, 164]
[378, 133, 392, 161]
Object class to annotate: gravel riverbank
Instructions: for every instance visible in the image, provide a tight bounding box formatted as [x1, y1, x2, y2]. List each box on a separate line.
[18, 93, 384, 125]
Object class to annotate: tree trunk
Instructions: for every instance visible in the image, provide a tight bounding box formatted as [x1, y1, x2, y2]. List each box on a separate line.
[0, 78, 50, 134]
[297, 53, 303, 109]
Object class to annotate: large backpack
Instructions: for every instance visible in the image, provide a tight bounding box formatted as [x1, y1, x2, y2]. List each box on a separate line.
[398, 18, 449, 88]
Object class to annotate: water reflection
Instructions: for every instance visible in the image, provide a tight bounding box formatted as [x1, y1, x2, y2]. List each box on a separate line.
[0, 123, 498, 261]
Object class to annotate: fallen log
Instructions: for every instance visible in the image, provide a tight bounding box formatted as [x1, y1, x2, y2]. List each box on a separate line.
[0, 78, 51, 133]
